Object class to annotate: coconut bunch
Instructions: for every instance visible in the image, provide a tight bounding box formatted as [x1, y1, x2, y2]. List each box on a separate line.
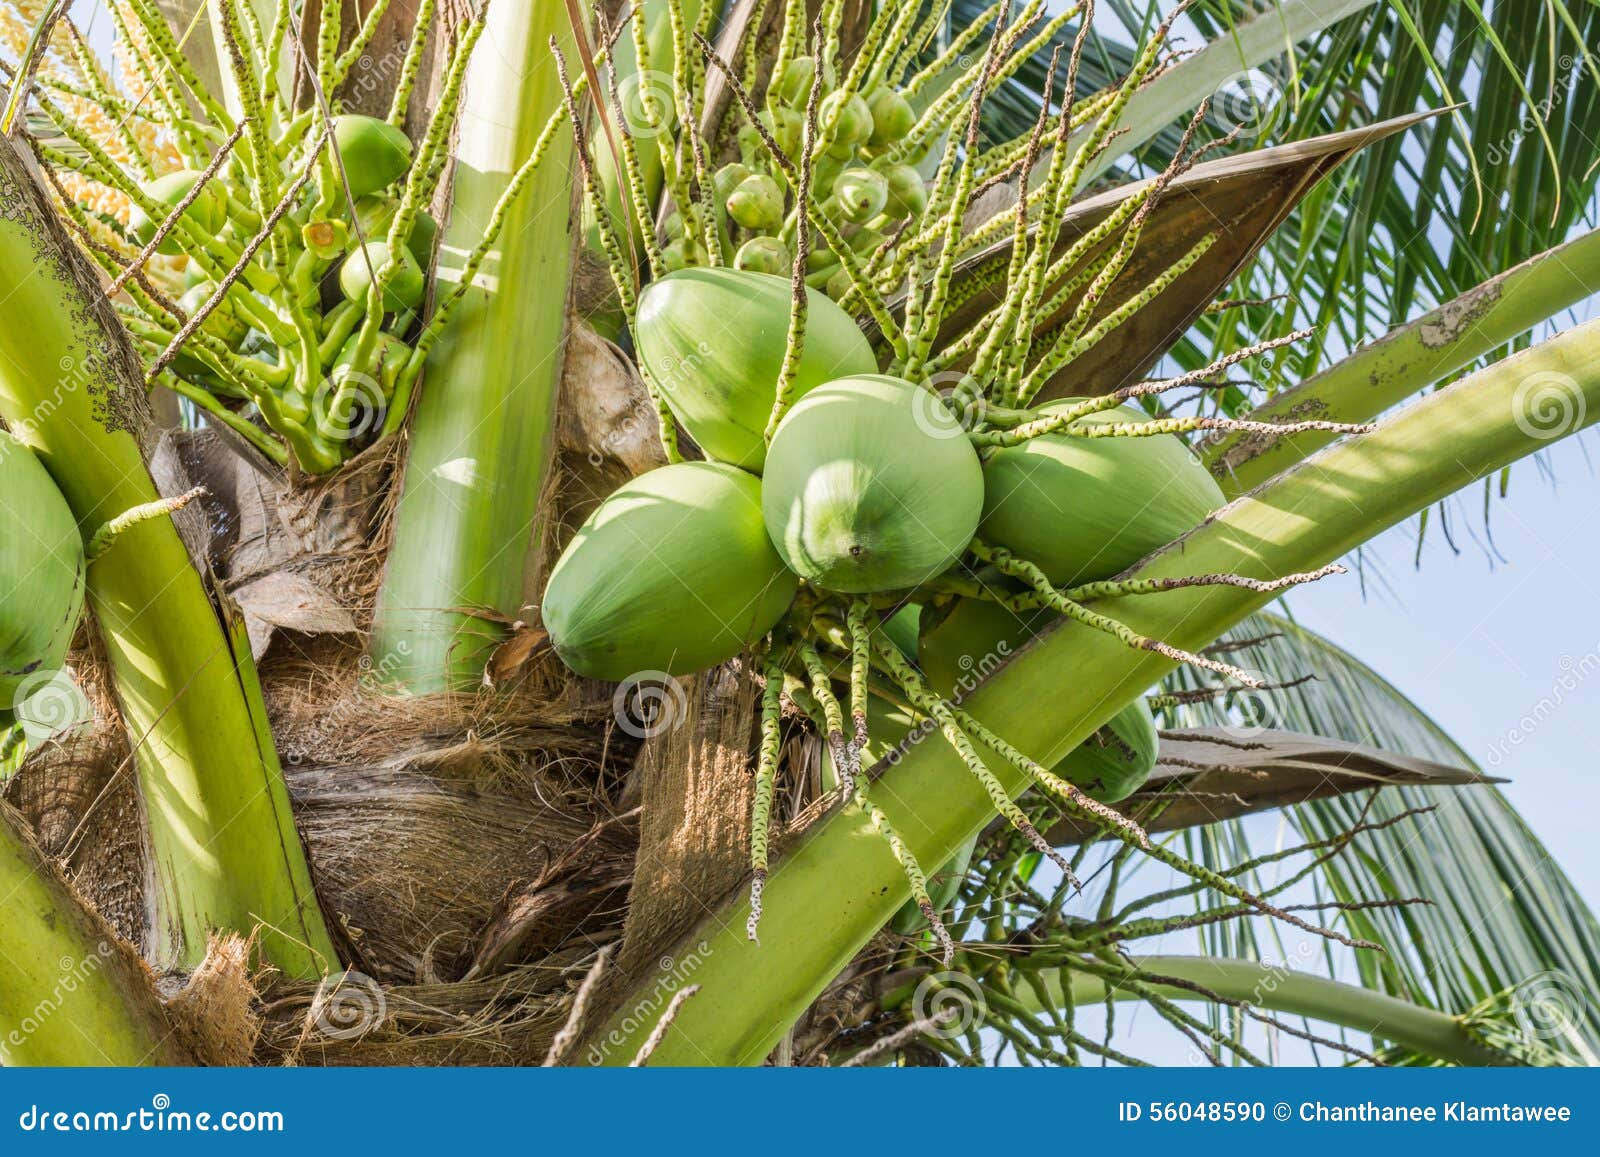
[587, 0, 1101, 300]
[548, 2, 1377, 960]
[13, 0, 528, 473]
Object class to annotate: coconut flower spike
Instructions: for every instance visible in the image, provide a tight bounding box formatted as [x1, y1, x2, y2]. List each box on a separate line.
[747, 652, 787, 943]
[799, 645, 953, 965]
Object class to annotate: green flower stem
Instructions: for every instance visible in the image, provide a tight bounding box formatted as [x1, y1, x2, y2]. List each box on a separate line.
[1013, 955, 1507, 1067]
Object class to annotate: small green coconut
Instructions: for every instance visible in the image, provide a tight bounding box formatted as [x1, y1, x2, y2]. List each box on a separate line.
[634, 267, 877, 471]
[734, 235, 791, 275]
[543, 462, 799, 680]
[979, 399, 1227, 585]
[832, 167, 888, 224]
[1055, 697, 1158, 803]
[1, 433, 85, 704]
[921, 598, 1158, 801]
[762, 375, 984, 593]
[127, 170, 228, 255]
[339, 242, 426, 312]
[331, 115, 413, 198]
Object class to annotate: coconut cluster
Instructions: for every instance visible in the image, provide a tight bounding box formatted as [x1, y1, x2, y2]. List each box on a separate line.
[663, 56, 927, 302]
[544, 267, 1226, 808]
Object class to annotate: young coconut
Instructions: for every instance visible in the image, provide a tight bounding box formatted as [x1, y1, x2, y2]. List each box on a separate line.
[762, 375, 984, 593]
[634, 267, 877, 471]
[339, 242, 426, 313]
[0, 433, 85, 704]
[127, 170, 228, 255]
[331, 114, 414, 198]
[543, 462, 799, 680]
[980, 400, 1227, 585]
[734, 236, 791, 275]
[921, 598, 1158, 802]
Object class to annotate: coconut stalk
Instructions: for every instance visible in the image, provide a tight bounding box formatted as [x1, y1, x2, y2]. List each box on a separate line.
[1204, 226, 1600, 493]
[1009, 955, 1508, 1067]
[370, 0, 581, 692]
[0, 138, 335, 977]
[0, 803, 191, 1066]
[589, 314, 1600, 1065]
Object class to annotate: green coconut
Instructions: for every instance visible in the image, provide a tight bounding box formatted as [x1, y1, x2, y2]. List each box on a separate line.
[339, 242, 426, 312]
[0, 433, 85, 704]
[1055, 696, 1158, 803]
[543, 462, 799, 680]
[634, 267, 877, 472]
[921, 598, 1158, 802]
[979, 399, 1227, 585]
[331, 115, 413, 198]
[127, 170, 228, 255]
[353, 196, 440, 263]
[762, 375, 983, 593]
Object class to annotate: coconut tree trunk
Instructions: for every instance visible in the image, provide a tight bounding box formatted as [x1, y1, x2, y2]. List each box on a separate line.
[590, 313, 1600, 1065]
[0, 137, 336, 977]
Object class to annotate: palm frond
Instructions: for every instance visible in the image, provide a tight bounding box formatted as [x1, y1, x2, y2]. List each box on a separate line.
[1164, 612, 1600, 1064]
[961, 0, 1600, 394]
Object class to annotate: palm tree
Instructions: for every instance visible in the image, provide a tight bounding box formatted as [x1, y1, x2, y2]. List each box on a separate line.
[0, 0, 1597, 1067]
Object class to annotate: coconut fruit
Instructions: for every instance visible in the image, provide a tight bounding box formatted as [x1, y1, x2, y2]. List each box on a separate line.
[921, 597, 1157, 801]
[339, 242, 426, 312]
[762, 375, 983, 593]
[331, 115, 413, 198]
[542, 462, 799, 680]
[1, 432, 85, 704]
[634, 267, 877, 471]
[979, 399, 1226, 585]
[1055, 697, 1158, 802]
[127, 170, 228, 255]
